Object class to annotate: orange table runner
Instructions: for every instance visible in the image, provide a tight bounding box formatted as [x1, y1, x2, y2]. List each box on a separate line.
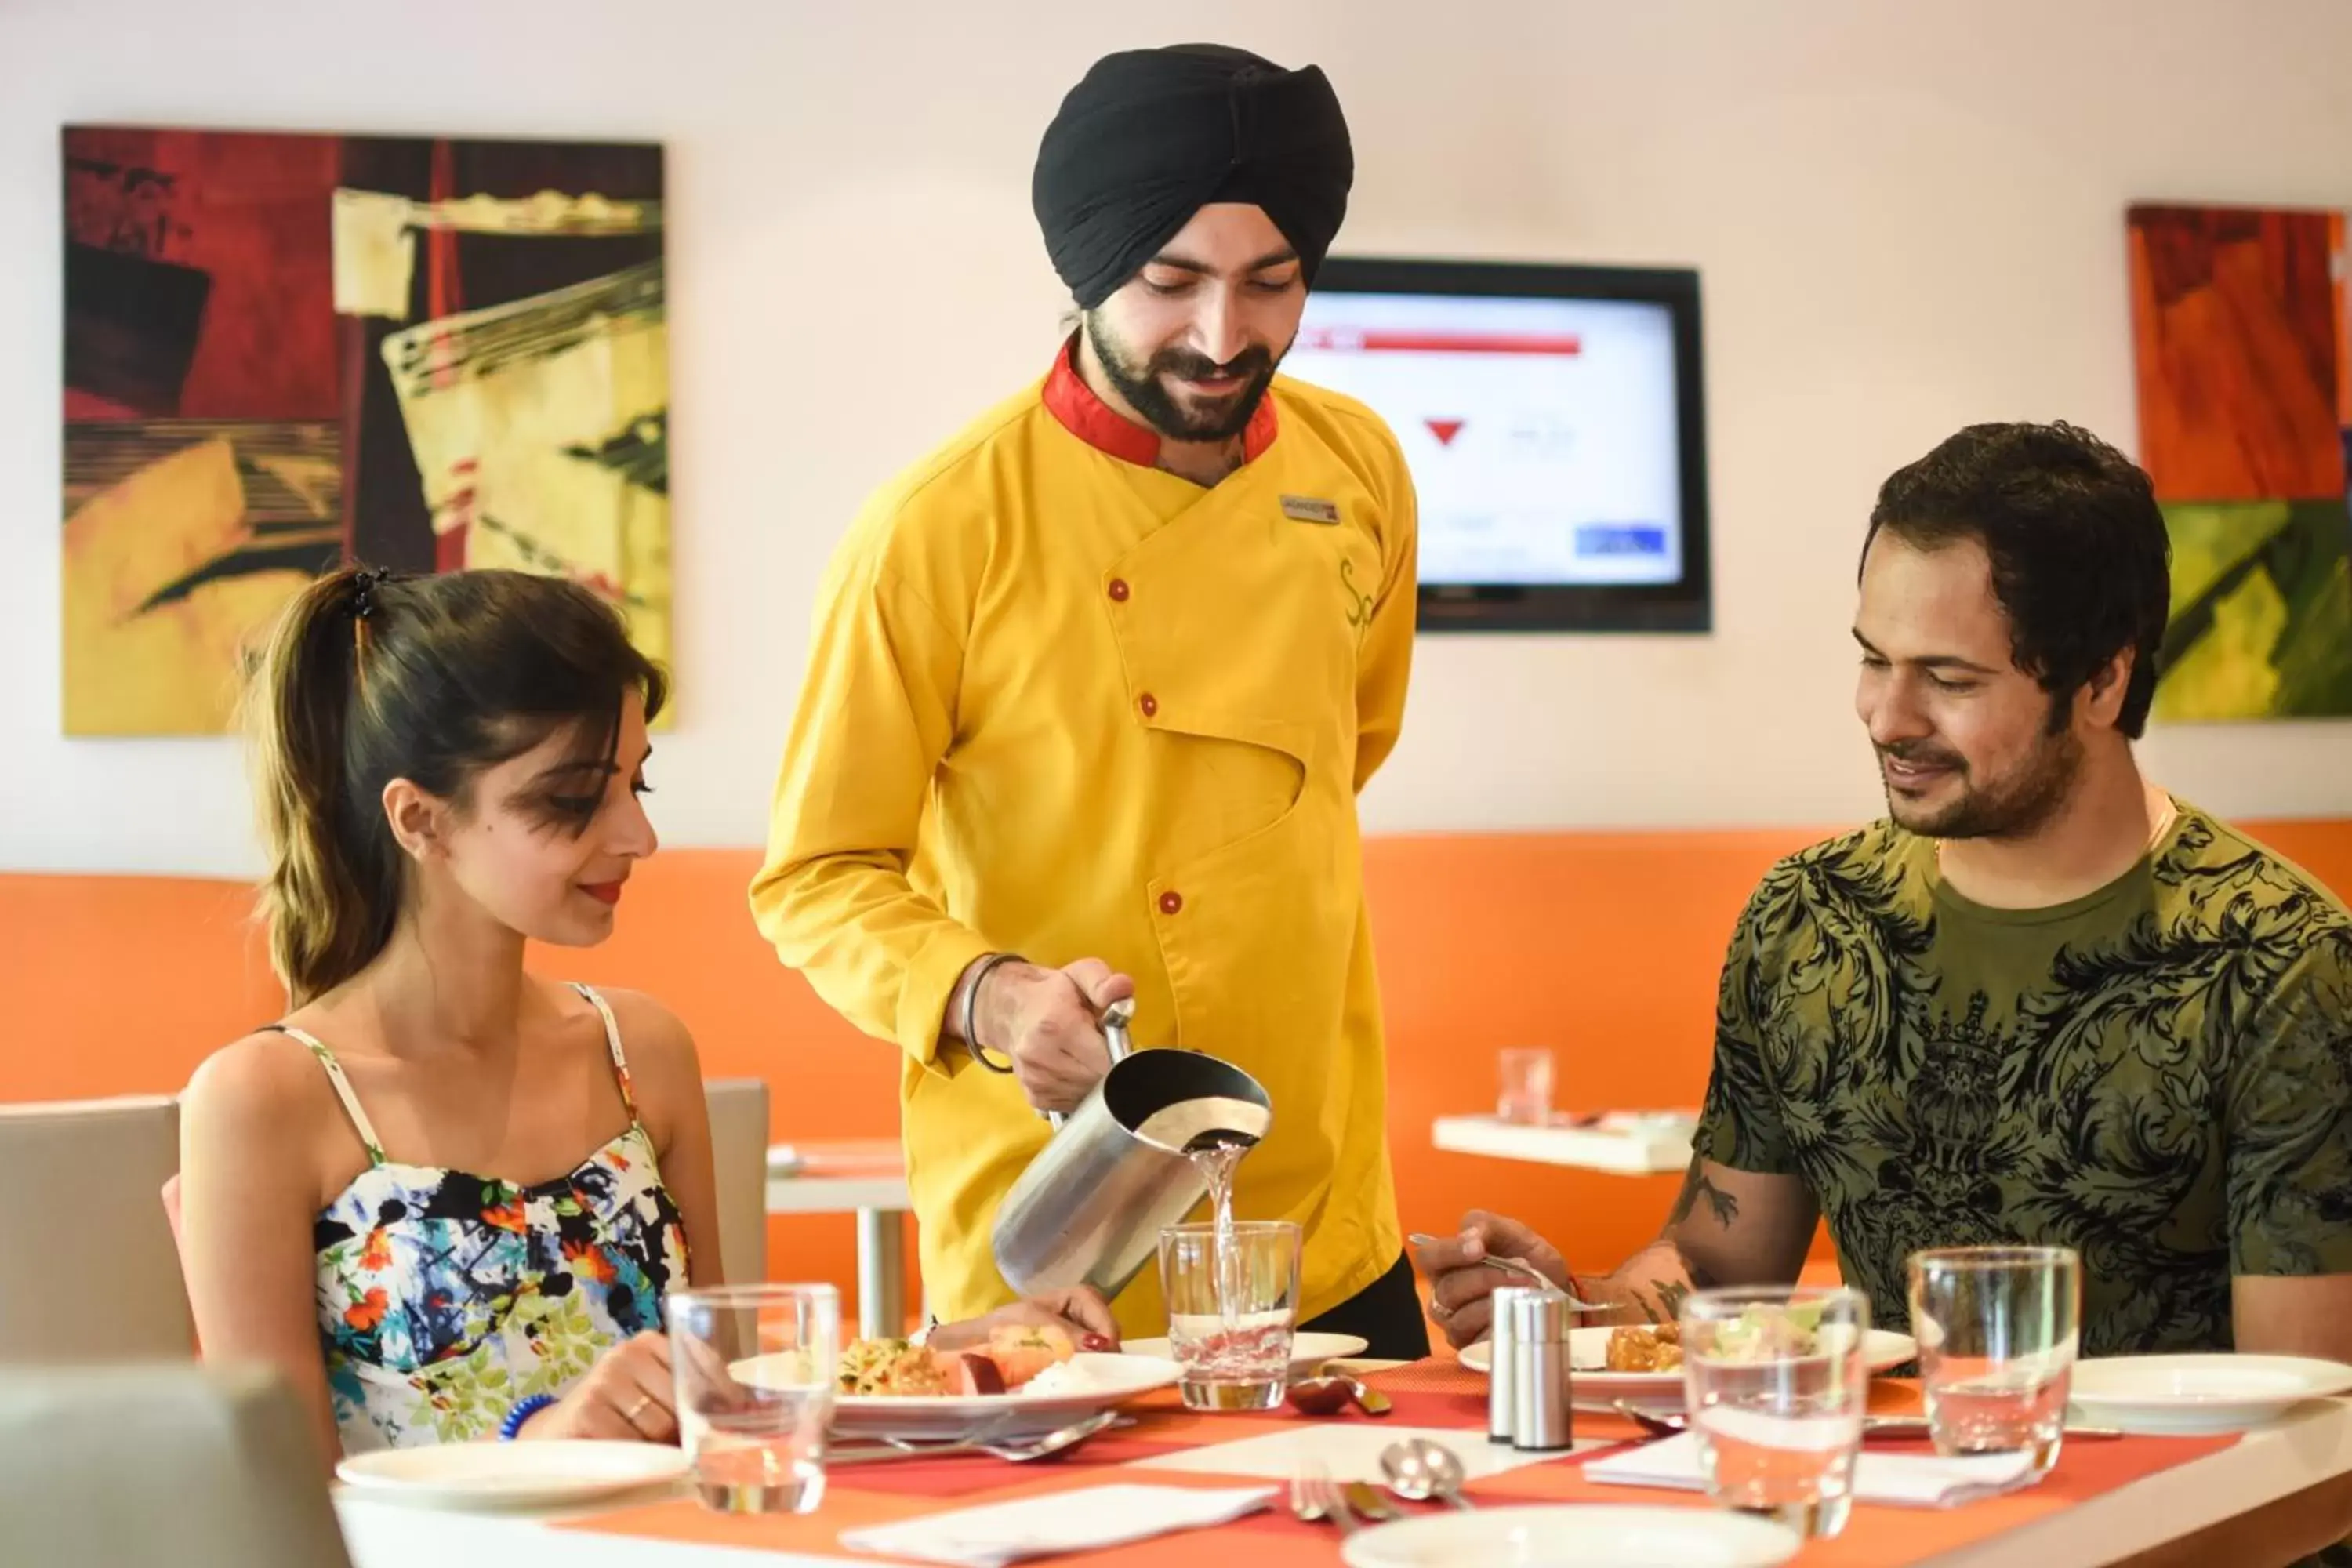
[564, 1360, 2238, 1564]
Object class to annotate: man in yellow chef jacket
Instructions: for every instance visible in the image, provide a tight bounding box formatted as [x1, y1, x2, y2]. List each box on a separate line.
[750, 43, 1427, 1356]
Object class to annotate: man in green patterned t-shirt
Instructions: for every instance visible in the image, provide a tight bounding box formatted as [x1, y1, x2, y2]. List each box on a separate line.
[1417, 423, 2352, 1374]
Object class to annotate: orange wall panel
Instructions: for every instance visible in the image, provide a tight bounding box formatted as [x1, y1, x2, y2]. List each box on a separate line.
[8, 818, 2348, 1317]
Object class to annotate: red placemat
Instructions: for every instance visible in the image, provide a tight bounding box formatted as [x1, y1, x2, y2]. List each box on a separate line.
[561, 1359, 2239, 1565]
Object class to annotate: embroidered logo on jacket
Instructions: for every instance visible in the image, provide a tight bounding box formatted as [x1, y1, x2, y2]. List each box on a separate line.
[1341, 557, 1376, 641]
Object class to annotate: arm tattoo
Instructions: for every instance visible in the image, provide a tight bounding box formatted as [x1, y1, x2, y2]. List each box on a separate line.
[1667, 1156, 1740, 1229]
[1635, 1248, 1716, 1324]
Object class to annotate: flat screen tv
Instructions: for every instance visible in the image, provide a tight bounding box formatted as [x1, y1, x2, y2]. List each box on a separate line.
[1285, 256, 1711, 633]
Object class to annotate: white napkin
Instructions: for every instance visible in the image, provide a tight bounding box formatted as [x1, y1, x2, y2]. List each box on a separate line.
[837, 1483, 1279, 1567]
[1585, 1432, 2036, 1508]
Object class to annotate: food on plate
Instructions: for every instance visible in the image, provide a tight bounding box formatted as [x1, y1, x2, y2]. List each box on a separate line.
[835, 1323, 1077, 1398]
[837, 1337, 953, 1396]
[1704, 1305, 1822, 1363]
[982, 1324, 1077, 1387]
[1604, 1323, 1685, 1372]
[1018, 1358, 1097, 1397]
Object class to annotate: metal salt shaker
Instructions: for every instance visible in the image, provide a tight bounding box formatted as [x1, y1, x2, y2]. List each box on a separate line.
[1486, 1285, 1537, 1443]
[1509, 1291, 1576, 1451]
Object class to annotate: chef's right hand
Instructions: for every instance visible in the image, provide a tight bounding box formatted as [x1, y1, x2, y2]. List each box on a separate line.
[977, 958, 1135, 1114]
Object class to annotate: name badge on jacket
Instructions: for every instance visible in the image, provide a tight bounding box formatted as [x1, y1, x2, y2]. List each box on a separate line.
[1280, 495, 1341, 525]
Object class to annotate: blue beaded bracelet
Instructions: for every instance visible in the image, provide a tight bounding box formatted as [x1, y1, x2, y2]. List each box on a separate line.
[499, 1393, 558, 1441]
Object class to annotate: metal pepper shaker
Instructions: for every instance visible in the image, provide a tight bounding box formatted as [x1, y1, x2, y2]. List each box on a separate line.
[1486, 1285, 1537, 1443]
[1509, 1290, 1576, 1451]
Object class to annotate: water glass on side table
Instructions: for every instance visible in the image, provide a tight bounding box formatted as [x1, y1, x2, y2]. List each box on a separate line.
[1160, 1219, 1301, 1412]
[1680, 1284, 1871, 1540]
[670, 1282, 841, 1514]
[1497, 1047, 1555, 1125]
[1908, 1245, 2080, 1477]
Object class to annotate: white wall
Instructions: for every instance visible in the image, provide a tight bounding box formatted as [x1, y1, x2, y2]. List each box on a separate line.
[5, 0, 2350, 877]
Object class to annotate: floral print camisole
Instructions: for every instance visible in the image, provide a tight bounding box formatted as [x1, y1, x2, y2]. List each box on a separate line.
[292, 984, 689, 1452]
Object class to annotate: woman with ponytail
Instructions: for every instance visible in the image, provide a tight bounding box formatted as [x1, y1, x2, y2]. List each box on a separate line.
[180, 568, 1112, 1465]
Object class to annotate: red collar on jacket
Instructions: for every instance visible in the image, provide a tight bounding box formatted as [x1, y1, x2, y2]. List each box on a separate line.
[1040, 336, 1279, 469]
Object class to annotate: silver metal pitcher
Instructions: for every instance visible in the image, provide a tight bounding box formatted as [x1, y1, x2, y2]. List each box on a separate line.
[991, 999, 1273, 1299]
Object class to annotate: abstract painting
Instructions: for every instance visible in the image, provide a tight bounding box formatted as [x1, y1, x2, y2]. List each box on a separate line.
[2126, 202, 2352, 721]
[62, 127, 668, 735]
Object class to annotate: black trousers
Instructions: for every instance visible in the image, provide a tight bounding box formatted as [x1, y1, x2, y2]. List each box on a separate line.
[1300, 1250, 1432, 1362]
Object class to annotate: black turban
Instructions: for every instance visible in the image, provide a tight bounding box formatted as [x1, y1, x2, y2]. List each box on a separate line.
[1032, 44, 1354, 310]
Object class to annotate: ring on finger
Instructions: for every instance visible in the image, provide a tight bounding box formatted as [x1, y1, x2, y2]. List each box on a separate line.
[623, 1393, 654, 1426]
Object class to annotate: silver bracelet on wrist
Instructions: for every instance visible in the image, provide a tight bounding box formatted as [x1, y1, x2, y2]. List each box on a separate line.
[961, 952, 1025, 1073]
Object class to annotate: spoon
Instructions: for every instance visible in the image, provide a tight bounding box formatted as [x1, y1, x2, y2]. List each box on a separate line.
[1380, 1436, 1474, 1510]
[1287, 1374, 1394, 1417]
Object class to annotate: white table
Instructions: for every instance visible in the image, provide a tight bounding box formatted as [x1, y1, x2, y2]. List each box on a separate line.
[333, 1398, 2352, 1567]
[764, 1147, 913, 1341]
[1432, 1112, 1696, 1175]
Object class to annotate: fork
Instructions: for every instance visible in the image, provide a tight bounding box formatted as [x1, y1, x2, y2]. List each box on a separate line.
[1405, 1234, 1606, 1312]
[830, 1411, 1127, 1465]
[1287, 1457, 1359, 1536]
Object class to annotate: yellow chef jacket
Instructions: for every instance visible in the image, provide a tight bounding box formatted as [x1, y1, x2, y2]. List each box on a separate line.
[750, 344, 1417, 1335]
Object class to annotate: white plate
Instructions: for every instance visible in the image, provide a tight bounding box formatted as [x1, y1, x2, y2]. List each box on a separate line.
[1120, 1331, 1369, 1375]
[1341, 1503, 1801, 1567]
[732, 1350, 1182, 1441]
[1459, 1327, 1918, 1407]
[2067, 1353, 2352, 1434]
[334, 1440, 689, 1511]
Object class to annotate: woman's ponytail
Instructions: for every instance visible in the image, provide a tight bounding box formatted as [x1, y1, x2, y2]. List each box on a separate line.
[241, 568, 405, 1007]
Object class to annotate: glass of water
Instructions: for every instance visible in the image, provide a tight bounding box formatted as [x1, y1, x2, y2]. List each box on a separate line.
[1497, 1047, 1555, 1125]
[1908, 1246, 2079, 1477]
[1159, 1220, 1301, 1411]
[668, 1283, 840, 1514]
[1680, 1285, 1871, 1540]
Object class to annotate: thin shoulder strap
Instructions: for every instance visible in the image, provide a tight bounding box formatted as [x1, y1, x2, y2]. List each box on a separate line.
[571, 984, 641, 1125]
[270, 1024, 389, 1167]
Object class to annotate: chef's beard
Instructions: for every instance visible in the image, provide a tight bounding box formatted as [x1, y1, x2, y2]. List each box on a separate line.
[1083, 313, 1283, 442]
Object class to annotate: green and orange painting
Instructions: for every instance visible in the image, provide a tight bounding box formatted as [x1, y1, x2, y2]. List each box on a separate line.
[2128, 202, 2352, 722]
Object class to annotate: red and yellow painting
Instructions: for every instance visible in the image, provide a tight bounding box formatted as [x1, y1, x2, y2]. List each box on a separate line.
[62, 127, 669, 735]
[2126, 202, 2352, 720]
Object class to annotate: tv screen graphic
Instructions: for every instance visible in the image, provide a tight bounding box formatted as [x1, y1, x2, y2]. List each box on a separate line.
[1287, 257, 1711, 633]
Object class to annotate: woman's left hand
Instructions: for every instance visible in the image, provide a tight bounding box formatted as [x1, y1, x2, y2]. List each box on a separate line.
[931, 1287, 1120, 1352]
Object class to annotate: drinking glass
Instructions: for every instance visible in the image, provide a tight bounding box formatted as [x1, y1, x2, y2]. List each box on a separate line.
[1497, 1047, 1555, 1125]
[1907, 1246, 2079, 1476]
[1680, 1284, 1871, 1540]
[669, 1283, 840, 1514]
[1158, 1219, 1301, 1411]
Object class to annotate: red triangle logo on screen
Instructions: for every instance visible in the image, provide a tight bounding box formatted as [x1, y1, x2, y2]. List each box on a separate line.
[1425, 418, 1466, 448]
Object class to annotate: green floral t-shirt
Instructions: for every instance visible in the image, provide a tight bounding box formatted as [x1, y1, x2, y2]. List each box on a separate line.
[1696, 801, 2352, 1356]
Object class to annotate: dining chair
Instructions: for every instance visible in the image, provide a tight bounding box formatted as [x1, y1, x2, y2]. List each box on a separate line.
[0, 1360, 351, 1566]
[704, 1076, 771, 1284]
[0, 1094, 195, 1360]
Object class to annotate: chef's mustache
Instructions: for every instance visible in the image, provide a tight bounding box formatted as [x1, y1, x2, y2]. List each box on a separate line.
[1880, 741, 1966, 771]
[1151, 346, 1276, 383]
